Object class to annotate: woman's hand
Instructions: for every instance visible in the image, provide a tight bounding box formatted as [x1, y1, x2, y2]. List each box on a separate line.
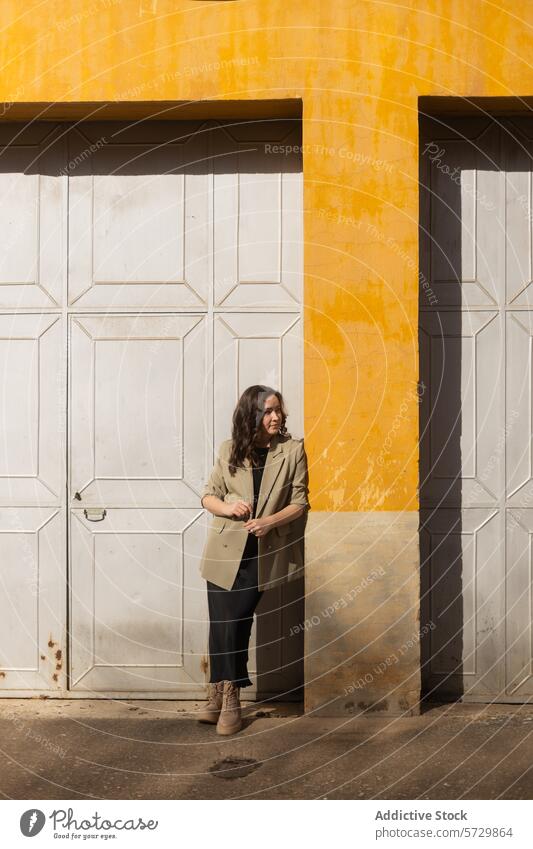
[243, 517, 273, 538]
[224, 500, 253, 521]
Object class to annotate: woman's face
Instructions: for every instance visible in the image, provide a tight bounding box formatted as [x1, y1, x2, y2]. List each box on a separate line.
[257, 393, 282, 441]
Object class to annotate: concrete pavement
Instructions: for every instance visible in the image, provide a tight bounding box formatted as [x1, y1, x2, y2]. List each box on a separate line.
[1, 699, 532, 799]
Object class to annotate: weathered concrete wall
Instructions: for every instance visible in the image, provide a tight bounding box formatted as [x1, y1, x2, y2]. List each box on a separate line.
[304, 512, 420, 715]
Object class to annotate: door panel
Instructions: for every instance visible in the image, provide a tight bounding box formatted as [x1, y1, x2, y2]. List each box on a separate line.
[213, 311, 303, 450]
[67, 123, 210, 308]
[506, 312, 533, 504]
[419, 310, 503, 507]
[69, 314, 206, 506]
[0, 508, 65, 690]
[503, 117, 533, 306]
[506, 509, 533, 697]
[69, 313, 208, 692]
[0, 123, 66, 309]
[420, 509, 504, 698]
[70, 508, 205, 692]
[420, 119, 503, 307]
[253, 580, 304, 698]
[0, 315, 64, 503]
[212, 122, 302, 308]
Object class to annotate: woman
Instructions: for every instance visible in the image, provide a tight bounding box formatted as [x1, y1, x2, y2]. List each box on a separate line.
[197, 385, 310, 735]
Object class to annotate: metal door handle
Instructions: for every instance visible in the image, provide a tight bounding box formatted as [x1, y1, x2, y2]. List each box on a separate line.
[83, 508, 107, 522]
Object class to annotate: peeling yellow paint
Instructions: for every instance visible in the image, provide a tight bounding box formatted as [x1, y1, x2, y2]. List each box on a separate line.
[329, 488, 346, 511]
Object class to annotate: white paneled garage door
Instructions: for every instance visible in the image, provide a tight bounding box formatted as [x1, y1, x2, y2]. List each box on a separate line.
[420, 115, 533, 702]
[0, 119, 303, 697]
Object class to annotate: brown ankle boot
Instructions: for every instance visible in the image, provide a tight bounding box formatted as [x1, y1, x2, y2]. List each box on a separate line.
[216, 680, 243, 735]
[197, 681, 224, 723]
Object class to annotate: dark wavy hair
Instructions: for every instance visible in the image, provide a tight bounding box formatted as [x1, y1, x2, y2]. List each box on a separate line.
[228, 385, 291, 475]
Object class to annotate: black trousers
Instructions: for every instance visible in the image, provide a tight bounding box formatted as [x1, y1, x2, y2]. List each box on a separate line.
[206, 549, 264, 688]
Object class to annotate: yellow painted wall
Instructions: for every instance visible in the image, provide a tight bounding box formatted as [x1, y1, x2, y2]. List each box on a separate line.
[2, 0, 528, 511]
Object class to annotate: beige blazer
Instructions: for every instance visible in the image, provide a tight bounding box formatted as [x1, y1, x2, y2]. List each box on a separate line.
[199, 432, 310, 591]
